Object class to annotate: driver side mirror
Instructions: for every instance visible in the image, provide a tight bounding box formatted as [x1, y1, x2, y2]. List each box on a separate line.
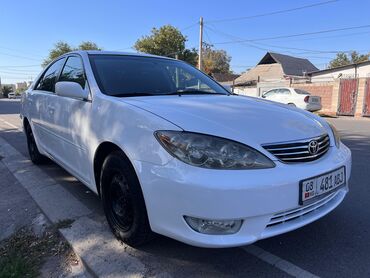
[55, 81, 89, 100]
[261, 94, 266, 98]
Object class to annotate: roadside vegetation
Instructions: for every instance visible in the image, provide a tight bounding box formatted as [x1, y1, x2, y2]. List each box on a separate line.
[0, 224, 77, 278]
[1, 86, 13, 98]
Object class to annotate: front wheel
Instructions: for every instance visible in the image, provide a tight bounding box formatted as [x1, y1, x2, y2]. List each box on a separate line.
[25, 123, 47, 164]
[100, 151, 153, 247]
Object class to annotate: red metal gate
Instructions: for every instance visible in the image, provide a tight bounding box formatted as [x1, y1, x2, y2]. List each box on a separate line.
[363, 78, 370, 117]
[337, 79, 358, 116]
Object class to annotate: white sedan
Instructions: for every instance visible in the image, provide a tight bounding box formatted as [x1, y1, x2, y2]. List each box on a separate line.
[21, 51, 351, 248]
[8, 92, 16, 99]
[262, 87, 322, 111]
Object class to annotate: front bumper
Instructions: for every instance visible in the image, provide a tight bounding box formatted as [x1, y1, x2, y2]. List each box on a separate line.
[134, 142, 351, 248]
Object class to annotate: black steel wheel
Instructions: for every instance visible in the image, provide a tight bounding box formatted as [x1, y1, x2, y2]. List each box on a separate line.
[101, 151, 153, 247]
[25, 123, 47, 164]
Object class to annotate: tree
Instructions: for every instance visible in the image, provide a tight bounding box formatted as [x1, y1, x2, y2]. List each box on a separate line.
[328, 51, 369, 69]
[42, 41, 102, 67]
[2, 85, 13, 98]
[202, 43, 232, 75]
[78, 41, 101, 51]
[134, 25, 198, 65]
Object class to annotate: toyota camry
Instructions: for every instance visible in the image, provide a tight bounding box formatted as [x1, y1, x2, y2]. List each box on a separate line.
[20, 51, 351, 247]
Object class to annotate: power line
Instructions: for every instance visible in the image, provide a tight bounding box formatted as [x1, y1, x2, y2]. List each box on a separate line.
[180, 22, 199, 32]
[212, 24, 370, 44]
[0, 73, 34, 78]
[205, 25, 271, 52]
[205, 25, 337, 61]
[206, 0, 339, 23]
[203, 28, 213, 45]
[260, 30, 370, 43]
[0, 70, 36, 76]
[0, 64, 40, 68]
[250, 41, 368, 55]
[0, 46, 44, 58]
[0, 51, 41, 62]
[0, 67, 40, 73]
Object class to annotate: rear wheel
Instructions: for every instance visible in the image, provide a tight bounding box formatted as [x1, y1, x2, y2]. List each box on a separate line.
[100, 151, 153, 247]
[25, 123, 47, 164]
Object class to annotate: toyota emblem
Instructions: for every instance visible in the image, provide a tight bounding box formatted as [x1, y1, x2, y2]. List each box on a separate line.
[308, 140, 319, 155]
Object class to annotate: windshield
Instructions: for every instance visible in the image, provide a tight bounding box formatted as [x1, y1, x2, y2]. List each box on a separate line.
[89, 54, 229, 97]
[295, 89, 311, 95]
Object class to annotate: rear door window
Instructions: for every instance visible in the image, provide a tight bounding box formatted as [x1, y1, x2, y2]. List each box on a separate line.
[295, 89, 311, 95]
[278, 89, 291, 95]
[35, 58, 66, 92]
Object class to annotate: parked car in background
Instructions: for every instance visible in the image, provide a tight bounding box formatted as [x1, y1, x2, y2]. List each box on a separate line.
[21, 51, 351, 248]
[7, 92, 16, 99]
[262, 87, 322, 111]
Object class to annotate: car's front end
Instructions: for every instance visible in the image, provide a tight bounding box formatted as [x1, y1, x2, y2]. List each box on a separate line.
[125, 95, 351, 248]
[86, 52, 351, 247]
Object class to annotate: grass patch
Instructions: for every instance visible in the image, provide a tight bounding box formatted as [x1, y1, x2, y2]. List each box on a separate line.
[0, 227, 69, 278]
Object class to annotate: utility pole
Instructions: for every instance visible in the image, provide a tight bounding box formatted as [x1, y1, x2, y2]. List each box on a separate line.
[198, 16, 203, 71]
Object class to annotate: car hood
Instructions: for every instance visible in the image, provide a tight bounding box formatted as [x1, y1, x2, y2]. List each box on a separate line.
[122, 95, 328, 146]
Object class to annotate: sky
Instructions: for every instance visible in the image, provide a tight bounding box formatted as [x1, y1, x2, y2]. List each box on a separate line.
[1, 0, 370, 84]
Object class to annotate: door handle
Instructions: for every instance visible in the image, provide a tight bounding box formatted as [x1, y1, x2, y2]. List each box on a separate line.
[47, 105, 55, 115]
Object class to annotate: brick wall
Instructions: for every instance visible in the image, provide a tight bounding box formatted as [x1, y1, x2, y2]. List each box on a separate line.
[292, 83, 334, 113]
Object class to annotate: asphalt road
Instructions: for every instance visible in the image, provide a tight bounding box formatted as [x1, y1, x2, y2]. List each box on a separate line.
[1, 98, 370, 277]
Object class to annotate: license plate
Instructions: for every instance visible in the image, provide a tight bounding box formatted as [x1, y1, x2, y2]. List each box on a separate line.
[299, 166, 346, 205]
[311, 98, 319, 103]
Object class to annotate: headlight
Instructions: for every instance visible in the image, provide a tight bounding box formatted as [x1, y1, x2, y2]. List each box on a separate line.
[154, 131, 275, 169]
[328, 123, 340, 148]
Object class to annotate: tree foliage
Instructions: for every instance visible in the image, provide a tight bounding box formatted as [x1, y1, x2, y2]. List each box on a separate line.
[328, 51, 369, 69]
[2, 85, 13, 98]
[134, 25, 198, 65]
[202, 43, 232, 75]
[42, 41, 101, 67]
[78, 41, 101, 51]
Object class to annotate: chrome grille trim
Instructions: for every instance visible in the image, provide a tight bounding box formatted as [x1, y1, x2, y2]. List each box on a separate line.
[266, 191, 338, 227]
[262, 134, 330, 163]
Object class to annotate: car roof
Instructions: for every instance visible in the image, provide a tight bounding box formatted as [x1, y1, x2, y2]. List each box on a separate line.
[67, 50, 175, 60]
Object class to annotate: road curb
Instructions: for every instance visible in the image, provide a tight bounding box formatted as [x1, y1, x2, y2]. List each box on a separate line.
[0, 136, 146, 277]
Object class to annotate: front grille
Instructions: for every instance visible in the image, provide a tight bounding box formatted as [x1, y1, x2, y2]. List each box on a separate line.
[262, 134, 330, 163]
[266, 191, 338, 228]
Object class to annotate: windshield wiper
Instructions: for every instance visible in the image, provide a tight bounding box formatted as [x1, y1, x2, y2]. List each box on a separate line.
[165, 89, 228, 96]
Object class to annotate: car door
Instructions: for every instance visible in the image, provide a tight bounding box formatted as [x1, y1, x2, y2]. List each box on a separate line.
[278, 88, 292, 104]
[31, 57, 66, 153]
[45, 55, 93, 184]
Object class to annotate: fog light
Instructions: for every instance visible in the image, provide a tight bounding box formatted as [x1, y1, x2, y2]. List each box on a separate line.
[184, 216, 242, 235]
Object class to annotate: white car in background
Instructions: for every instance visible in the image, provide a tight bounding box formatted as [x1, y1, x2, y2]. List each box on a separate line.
[21, 51, 351, 248]
[7, 92, 16, 99]
[262, 87, 322, 112]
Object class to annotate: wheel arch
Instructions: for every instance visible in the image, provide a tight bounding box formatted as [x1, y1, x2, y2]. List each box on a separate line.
[93, 141, 135, 197]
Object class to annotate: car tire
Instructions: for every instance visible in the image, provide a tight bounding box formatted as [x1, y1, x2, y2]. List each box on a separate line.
[288, 103, 296, 107]
[25, 123, 47, 164]
[100, 151, 153, 247]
